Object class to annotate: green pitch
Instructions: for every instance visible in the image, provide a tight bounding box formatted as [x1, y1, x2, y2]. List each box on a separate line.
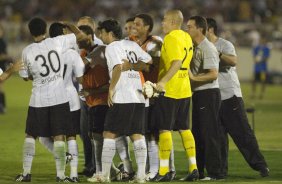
[0, 75, 281, 184]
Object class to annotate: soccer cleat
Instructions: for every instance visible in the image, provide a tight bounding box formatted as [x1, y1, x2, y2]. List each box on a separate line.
[168, 170, 176, 181]
[120, 171, 135, 181]
[71, 177, 80, 182]
[129, 176, 146, 183]
[145, 172, 157, 181]
[181, 169, 199, 181]
[260, 167, 270, 177]
[15, 174, 31, 182]
[66, 152, 73, 164]
[87, 174, 110, 183]
[56, 176, 74, 182]
[151, 172, 170, 182]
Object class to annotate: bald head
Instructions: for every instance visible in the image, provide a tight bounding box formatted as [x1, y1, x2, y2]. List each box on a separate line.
[166, 10, 183, 27]
[162, 10, 183, 34]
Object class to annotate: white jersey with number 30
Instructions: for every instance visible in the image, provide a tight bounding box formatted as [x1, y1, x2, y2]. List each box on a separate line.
[19, 34, 77, 107]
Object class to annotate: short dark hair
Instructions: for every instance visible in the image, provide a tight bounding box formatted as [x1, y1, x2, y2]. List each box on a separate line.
[206, 18, 218, 35]
[126, 17, 135, 23]
[49, 22, 66, 38]
[28, 17, 47, 37]
[189, 16, 207, 35]
[98, 19, 122, 39]
[135, 13, 154, 33]
[79, 25, 94, 41]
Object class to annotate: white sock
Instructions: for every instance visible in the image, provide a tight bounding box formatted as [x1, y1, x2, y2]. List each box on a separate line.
[54, 141, 66, 179]
[169, 143, 175, 172]
[116, 136, 133, 173]
[68, 140, 78, 178]
[93, 135, 103, 173]
[148, 140, 159, 174]
[23, 138, 35, 176]
[133, 137, 147, 179]
[39, 137, 54, 154]
[102, 139, 116, 179]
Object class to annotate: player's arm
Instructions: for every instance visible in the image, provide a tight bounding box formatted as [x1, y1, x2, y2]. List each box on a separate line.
[121, 59, 152, 72]
[79, 84, 109, 97]
[188, 68, 218, 82]
[156, 59, 182, 91]
[0, 60, 24, 82]
[108, 64, 122, 106]
[219, 53, 237, 67]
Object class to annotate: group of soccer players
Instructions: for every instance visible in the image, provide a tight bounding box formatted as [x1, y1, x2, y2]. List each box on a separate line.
[14, 8, 269, 183]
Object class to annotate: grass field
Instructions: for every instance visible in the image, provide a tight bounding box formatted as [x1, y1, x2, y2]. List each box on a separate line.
[0, 75, 281, 184]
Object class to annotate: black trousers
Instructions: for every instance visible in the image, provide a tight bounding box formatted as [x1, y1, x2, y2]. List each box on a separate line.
[219, 96, 268, 175]
[192, 88, 222, 178]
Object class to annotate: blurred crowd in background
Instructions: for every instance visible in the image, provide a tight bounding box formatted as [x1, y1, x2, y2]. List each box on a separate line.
[0, 0, 281, 49]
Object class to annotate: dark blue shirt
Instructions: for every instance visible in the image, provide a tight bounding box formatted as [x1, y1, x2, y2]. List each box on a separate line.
[253, 45, 270, 73]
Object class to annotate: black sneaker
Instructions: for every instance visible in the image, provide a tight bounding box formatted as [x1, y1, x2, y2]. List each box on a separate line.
[56, 176, 74, 182]
[71, 177, 80, 182]
[182, 169, 199, 181]
[66, 152, 73, 164]
[168, 171, 176, 181]
[15, 174, 31, 182]
[152, 173, 170, 182]
[117, 162, 125, 172]
[260, 167, 270, 177]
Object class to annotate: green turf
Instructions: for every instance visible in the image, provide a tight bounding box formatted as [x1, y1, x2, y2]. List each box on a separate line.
[0, 76, 281, 184]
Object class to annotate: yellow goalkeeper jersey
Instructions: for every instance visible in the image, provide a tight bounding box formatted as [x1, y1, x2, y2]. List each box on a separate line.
[158, 30, 193, 99]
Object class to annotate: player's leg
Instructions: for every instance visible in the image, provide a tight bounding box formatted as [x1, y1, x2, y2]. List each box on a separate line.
[259, 71, 267, 99]
[153, 96, 177, 181]
[129, 103, 147, 182]
[224, 96, 269, 177]
[79, 99, 95, 177]
[66, 109, 81, 181]
[116, 136, 134, 175]
[51, 103, 72, 181]
[38, 137, 54, 153]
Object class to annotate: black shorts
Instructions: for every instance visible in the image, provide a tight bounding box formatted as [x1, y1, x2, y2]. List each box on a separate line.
[25, 103, 71, 137]
[104, 103, 145, 135]
[144, 105, 158, 134]
[154, 96, 190, 131]
[254, 72, 266, 82]
[89, 105, 109, 134]
[66, 110, 81, 136]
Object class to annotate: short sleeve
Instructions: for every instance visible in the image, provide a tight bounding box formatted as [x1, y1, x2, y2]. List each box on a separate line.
[71, 50, 85, 78]
[105, 44, 124, 72]
[57, 33, 77, 53]
[163, 34, 183, 62]
[203, 44, 219, 70]
[222, 41, 236, 56]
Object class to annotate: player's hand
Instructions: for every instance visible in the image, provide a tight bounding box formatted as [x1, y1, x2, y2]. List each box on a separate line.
[155, 81, 165, 92]
[9, 60, 25, 72]
[78, 89, 90, 97]
[188, 70, 195, 81]
[142, 81, 154, 98]
[121, 59, 131, 71]
[108, 88, 114, 107]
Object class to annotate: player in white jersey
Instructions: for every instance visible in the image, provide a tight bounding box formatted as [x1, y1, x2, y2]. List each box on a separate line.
[206, 18, 269, 178]
[15, 17, 88, 182]
[129, 13, 163, 181]
[77, 16, 103, 177]
[88, 19, 152, 183]
[37, 22, 85, 182]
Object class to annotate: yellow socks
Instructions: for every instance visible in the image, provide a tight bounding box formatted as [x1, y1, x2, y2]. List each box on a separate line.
[180, 130, 197, 172]
[158, 131, 172, 175]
